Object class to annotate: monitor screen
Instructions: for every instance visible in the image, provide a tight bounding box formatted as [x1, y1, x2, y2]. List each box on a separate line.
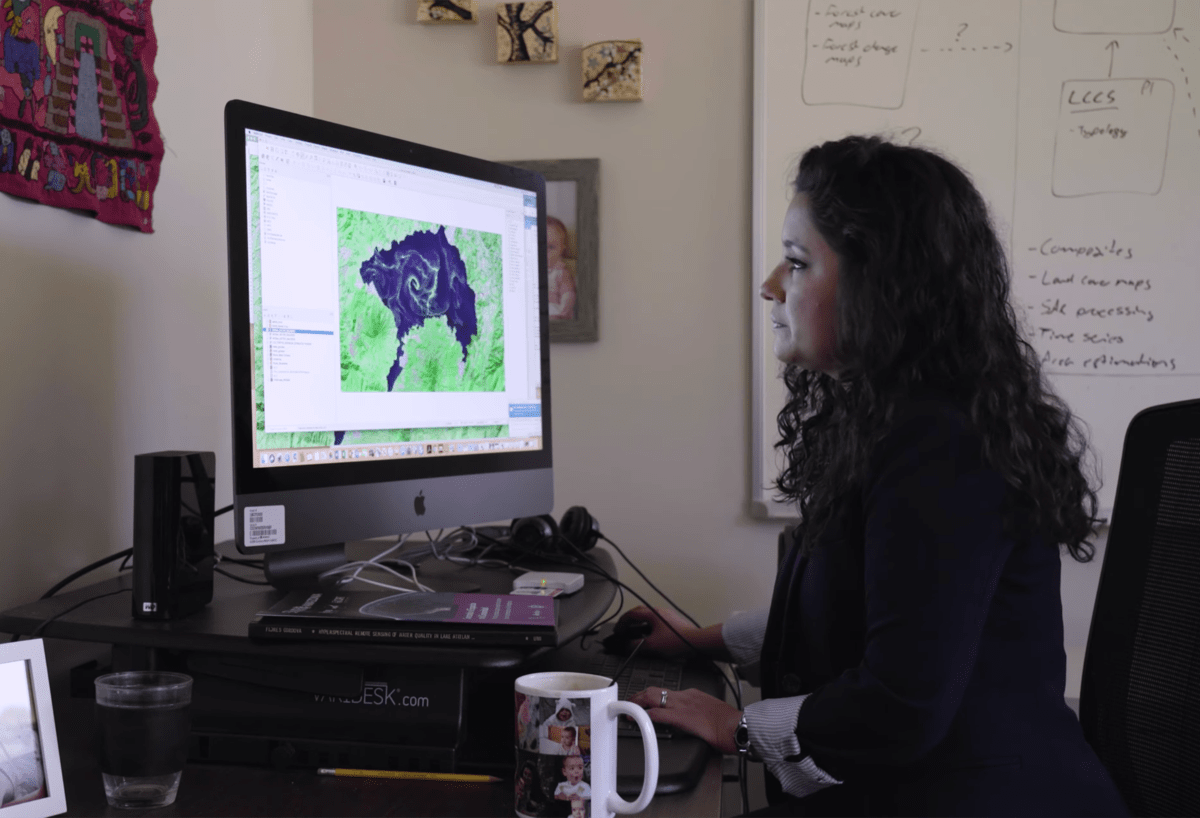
[224, 100, 553, 579]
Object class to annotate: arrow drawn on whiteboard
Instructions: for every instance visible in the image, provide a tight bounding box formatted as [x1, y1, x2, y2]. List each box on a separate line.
[919, 41, 1011, 53]
[1106, 41, 1119, 78]
[1161, 33, 1199, 137]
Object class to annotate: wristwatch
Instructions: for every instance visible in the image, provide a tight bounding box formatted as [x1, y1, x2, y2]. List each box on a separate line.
[734, 713, 761, 761]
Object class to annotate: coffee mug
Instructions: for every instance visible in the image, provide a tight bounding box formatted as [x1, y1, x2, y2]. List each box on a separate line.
[514, 672, 659, 818]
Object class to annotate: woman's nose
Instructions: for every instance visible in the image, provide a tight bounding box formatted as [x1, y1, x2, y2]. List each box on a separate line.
[761, 261, 785, 301]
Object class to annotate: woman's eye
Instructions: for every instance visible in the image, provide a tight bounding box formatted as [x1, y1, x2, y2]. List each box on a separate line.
[786, 258, 807, 273]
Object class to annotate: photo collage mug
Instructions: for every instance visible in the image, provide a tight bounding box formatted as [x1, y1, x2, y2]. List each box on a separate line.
[514, 672, 658, 818]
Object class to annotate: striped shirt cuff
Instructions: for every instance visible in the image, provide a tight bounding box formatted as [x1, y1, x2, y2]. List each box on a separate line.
[745, 696, 843, 798]
[722, 607, 770, 667]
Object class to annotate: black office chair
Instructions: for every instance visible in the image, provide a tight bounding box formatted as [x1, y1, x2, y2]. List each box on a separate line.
[1079, 398, 1200, 817]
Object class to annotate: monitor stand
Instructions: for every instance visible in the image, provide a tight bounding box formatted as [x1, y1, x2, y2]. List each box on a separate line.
[262, 544, 346, 590]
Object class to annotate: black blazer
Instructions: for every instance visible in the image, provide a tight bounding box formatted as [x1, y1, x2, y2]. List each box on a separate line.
[760, 394, 1128, 817]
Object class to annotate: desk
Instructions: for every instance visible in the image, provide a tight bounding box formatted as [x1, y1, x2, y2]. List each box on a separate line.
[0, 548, 627, 776]
[2, 547, 724, 816]
[41, 640, 723, 817]
[0, 547, 620, 667]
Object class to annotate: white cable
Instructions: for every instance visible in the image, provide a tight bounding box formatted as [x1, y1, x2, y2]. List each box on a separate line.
[318, 535, 416, 587]
[344, 575, 414, 593]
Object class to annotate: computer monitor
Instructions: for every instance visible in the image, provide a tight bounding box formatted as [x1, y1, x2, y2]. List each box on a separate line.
[223, 100, 553, 587]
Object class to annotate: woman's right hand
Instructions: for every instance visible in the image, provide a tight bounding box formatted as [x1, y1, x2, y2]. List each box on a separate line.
[615, 606, 704, 660]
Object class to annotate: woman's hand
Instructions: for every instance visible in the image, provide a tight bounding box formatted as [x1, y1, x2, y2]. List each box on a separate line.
[628, 686, 742, 755]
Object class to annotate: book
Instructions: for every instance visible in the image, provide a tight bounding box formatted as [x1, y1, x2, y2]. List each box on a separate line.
[247, 590, 558, 647]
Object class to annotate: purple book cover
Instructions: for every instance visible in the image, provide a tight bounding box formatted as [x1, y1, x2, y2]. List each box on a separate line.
[259, 591, 556, 628]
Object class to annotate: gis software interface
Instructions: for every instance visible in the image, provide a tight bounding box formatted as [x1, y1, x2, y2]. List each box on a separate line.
[244, 129, 543, 468]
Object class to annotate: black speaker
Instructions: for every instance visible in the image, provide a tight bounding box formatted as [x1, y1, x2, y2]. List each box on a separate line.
[132, 451, 215, 620]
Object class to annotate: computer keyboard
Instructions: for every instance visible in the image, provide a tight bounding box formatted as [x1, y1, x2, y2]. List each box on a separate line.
[582, 652, 684, 738]
[532, 626, 727, 796]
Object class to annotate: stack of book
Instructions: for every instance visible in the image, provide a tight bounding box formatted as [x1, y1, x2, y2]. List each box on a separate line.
[248, 590, 558, 647]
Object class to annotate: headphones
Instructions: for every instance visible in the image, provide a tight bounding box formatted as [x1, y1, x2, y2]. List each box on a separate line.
[509, 506, 601, 555]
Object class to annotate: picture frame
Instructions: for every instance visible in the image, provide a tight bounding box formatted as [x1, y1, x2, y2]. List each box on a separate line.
[0, 639, 66, 817]
[504, 159, 599, 342]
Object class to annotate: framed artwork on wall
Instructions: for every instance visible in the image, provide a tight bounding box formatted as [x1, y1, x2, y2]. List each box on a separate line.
[582, 40, 644, 101]
[416, 0, 478, 24]
[496, 2, 558, 64]
[505, 159, 599, 343]
[0, 0, 164, 231]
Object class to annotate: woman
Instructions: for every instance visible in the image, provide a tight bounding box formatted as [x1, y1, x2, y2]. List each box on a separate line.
[625, 135, 1128, 816]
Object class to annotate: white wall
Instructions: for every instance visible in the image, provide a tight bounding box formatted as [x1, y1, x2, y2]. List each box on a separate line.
[314, 0, 781, 627]
[313, 0, 1112, 697]
[0, 0, 313, 608]
[0, 0, 1108, 699]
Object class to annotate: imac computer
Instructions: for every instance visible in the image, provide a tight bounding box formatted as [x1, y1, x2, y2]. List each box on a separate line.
[223, 100, 553, 587]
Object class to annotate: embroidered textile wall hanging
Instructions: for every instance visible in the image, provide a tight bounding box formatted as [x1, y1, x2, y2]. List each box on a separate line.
[0, 0, 161, 232]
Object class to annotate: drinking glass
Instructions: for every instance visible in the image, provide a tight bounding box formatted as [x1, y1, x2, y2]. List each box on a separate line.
[94, 671, 192, 809]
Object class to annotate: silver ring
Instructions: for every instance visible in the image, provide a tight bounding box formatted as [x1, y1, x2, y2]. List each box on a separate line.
[659, 689, 668, 707]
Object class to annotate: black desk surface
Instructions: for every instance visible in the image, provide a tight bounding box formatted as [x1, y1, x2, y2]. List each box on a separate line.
[40, 640, 724, 817]
[1, 546, 724, 815]
[0, 547, 618, 668]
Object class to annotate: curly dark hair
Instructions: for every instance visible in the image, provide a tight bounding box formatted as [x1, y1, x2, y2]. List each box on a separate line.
[775, 135, 1100, 563]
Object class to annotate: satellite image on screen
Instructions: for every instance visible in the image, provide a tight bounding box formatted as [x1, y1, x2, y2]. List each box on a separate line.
[338, 210, 505, 394]
[244, 156, 509, 455]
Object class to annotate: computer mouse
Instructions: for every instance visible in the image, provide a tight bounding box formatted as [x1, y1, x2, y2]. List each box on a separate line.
[601, 619, 653, 654]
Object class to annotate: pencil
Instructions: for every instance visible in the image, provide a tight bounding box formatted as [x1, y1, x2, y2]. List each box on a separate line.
[317, 768, 502, 783]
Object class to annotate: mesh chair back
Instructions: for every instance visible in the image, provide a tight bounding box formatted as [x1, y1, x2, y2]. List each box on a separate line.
[1080, 398, 1200, 817]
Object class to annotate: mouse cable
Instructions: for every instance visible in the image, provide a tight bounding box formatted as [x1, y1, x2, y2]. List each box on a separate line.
[596, 534, 701, 629]
[401, 526, 709, 661]
[456, 529, 680, 659]
[578, 582, 625, 650]
[564, 541, 741, 710]
[367, 527, 746, 720]
[541, 535, 743, 711]
[379, 525, 738, 707]
[607, 635, 647, 682]
[468, 526, 695, 639]
[384, 526, 629, 651]
[569, 530, 757, 774]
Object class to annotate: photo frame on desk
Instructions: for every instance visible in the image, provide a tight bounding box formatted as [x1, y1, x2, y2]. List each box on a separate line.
[0, 639, 66, 817]
[504, 159, 599, 343]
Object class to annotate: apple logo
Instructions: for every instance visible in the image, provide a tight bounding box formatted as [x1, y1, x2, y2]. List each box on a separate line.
[414, 491, 426, 516]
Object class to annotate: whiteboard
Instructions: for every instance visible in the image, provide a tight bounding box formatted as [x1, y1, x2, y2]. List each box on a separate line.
[751, 0, 1200, 520]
